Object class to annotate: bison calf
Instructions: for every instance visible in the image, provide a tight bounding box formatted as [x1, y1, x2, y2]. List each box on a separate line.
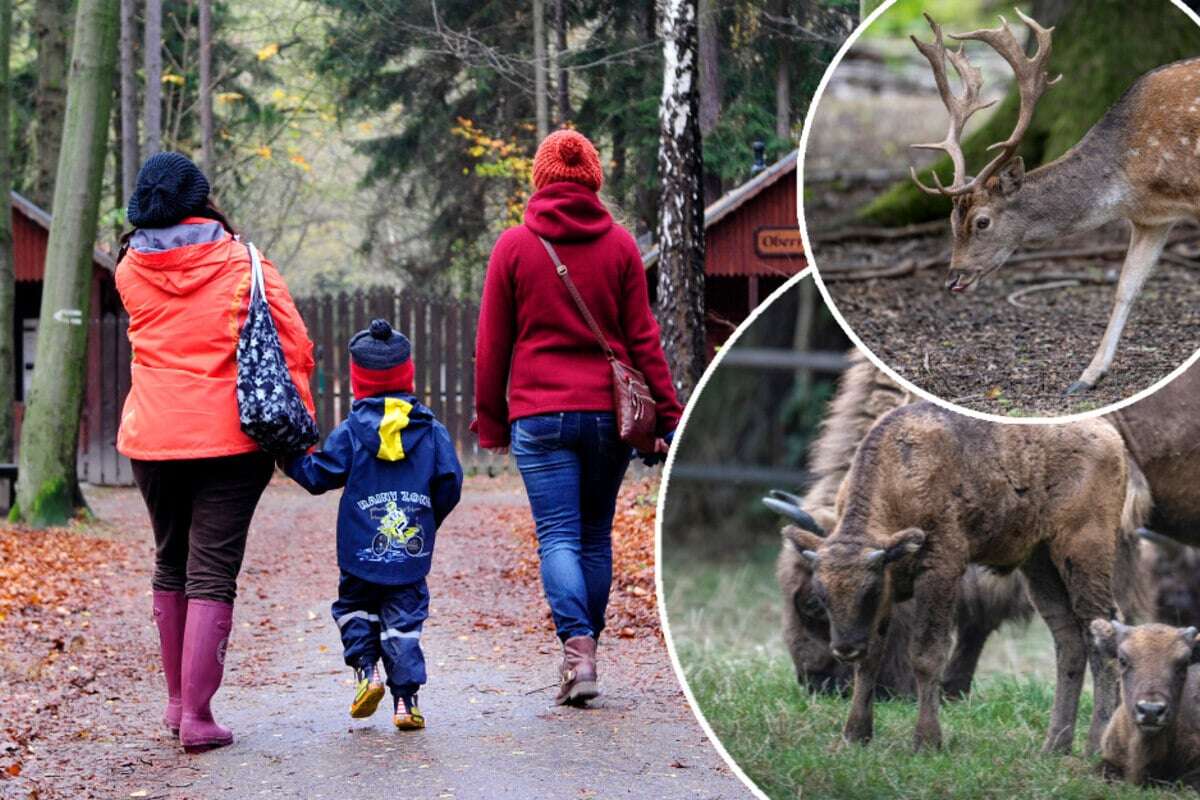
[1092, 620, 1200, 789]
[785, 402, 1128, 753]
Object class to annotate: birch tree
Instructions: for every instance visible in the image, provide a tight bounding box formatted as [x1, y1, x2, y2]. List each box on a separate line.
[31, 0, 70, 208]
[655, 0, 706, 401]
[0, 0, 14, 464]
[119, 0, 138, 200]
[143, 0, 162, 156]
[15, 0, 119, 526]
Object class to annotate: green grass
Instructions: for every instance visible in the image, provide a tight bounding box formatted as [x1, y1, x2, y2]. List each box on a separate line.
[662, 547, 1190, 800]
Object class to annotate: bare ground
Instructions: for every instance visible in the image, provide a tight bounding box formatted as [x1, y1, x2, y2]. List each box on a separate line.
[805, 88, 1200, 417]
[808, 208, 1200, 416]
[0, 476, 742, 800]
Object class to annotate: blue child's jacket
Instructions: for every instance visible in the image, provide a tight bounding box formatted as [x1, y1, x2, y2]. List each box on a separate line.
[285, 393, 464, 585]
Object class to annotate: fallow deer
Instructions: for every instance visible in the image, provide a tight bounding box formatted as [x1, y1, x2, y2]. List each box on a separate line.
[909, 11, 1200, 394]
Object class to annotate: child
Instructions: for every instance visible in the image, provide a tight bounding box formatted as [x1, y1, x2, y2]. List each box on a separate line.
[284, 319, 463, 730]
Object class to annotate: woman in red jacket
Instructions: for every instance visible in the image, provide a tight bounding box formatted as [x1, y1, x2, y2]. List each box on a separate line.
[116, 153, 315, 752]
[473, 130, 683, 706]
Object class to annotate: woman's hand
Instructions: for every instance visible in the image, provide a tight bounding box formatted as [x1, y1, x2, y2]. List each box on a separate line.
[636, 430, 674, 466]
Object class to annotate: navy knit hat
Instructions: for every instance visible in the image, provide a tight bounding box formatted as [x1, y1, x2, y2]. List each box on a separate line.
[127, 152, 211, 228]
[349, 319, 412, 370]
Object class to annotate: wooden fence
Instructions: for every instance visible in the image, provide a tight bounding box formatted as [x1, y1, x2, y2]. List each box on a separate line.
[75, 289, 486, 487]
[295, 289, 484, 464]
[79, 311, 134, 486]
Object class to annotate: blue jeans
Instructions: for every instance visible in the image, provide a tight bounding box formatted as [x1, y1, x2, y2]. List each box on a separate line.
[511, 412, 631, 641]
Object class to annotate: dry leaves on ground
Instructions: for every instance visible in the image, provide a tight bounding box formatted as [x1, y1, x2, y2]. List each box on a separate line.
[497, 477, 661, 638]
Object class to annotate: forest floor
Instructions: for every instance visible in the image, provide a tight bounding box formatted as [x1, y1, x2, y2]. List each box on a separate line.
[0, 475, 743, 800]
[803, 91, 1200, 418]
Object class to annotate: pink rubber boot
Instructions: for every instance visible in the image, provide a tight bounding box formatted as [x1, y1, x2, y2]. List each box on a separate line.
[179, 598, 235, 753]
[152, 591, 187, 735]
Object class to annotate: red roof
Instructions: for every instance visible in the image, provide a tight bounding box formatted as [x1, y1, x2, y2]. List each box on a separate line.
[641, 151, 804, 278]
[11, 191, 115, 283]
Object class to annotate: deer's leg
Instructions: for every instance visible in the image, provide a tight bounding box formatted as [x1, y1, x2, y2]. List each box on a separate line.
[1021, 549, 1088, 754]
[907, 570, 960, 751]
[1067, 222, 1172, 394]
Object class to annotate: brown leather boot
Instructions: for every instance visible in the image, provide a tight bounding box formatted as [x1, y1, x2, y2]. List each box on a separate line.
[555, 635, 599, 706]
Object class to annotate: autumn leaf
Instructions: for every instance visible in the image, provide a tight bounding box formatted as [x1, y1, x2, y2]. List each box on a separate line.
[161, 73, 185, 86]
[257, 42, 280, 61]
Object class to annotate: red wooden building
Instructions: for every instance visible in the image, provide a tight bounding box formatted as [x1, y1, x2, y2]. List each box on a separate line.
[643, 150, 805, 350]
[10, 191, 131, 485]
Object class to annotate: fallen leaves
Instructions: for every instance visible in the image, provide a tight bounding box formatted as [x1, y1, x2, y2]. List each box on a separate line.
[497, 477, 662, 638]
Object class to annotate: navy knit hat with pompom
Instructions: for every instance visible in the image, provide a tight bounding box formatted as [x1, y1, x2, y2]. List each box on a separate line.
[127, 152, 211, 228]
[349, 319, 412, 370]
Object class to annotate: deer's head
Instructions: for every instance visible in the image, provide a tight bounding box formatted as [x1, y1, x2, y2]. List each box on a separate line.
[909, 11, 1060, 293]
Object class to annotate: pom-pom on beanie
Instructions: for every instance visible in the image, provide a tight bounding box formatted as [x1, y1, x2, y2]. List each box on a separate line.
[531, 129, 603, 192]
[348, 319, 415, 399]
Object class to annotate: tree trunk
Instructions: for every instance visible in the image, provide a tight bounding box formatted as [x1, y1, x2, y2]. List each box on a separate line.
[119, 0, 137, 199]
[554, 0, 569, 123]
[198, 0, 214, 176]
[773, 0, 791, 141]
[31, 0, 70, 209]
[15, 0, 119, 527]
[143, 0, 161, 156]
[533, 0, 548, 140]
[697, 0, 721, 203]
[656, 0, 706, 402]
[0, 0, 14, 464]
[860, 0, 1200, 225]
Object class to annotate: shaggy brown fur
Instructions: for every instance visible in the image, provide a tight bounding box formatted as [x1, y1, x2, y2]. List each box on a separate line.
[1092, 620, 1200, 789]
[786, 403, 1128, 753]
[776, 351, 1034, 699]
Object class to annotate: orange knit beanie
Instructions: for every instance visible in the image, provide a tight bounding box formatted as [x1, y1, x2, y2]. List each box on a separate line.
[531, 130, 603, 192]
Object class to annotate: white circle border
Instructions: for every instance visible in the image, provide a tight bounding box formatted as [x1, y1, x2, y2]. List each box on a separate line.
[655, 267, 811, 800]
[796, 0, 1200, 427]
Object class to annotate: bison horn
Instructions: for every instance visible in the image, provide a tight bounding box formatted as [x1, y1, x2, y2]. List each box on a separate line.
[768, 491, 825, 534]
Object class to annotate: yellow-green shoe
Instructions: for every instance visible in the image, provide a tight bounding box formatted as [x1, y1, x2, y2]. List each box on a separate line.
[393, 695, 425, 730]
[350, 663, 385, 719]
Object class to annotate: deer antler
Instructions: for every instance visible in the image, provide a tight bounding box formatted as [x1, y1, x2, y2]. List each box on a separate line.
[909, 13, 995, 196]
[910, 9, 1062, 198]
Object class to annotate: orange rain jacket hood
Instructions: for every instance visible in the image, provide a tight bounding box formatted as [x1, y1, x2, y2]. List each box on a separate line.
[115, 217, 316, 460]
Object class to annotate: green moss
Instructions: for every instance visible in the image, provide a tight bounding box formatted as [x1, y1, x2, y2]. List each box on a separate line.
[23, 476, 73, 528]
[857, 0, 1200, 226]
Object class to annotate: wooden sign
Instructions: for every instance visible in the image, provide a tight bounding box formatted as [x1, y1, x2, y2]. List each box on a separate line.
[754, 226, 805, 258]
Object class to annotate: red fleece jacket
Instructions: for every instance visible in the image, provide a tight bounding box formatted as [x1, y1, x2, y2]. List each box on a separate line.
[472, 182, 683, 448]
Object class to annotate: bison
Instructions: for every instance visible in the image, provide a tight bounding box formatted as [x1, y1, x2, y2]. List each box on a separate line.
[1092, 619, 1200, 789]
[775, 352, 1034, 699]
[784, 402, 1130, 753]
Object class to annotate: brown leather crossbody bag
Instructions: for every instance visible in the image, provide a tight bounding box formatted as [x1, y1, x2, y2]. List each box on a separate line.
[537, 235, 659, 453]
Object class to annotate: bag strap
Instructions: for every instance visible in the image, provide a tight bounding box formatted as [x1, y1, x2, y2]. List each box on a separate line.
[246, 242, 267, 307]
[537, 235, 615, 361]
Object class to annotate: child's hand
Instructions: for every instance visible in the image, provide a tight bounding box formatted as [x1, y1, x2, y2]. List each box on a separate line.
[488, 446, 509, 456]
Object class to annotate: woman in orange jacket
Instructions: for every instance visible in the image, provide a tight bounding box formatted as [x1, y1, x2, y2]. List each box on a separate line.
[115, 152, 315, 753]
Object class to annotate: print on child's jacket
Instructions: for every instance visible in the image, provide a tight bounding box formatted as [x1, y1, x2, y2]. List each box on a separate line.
[363, 497, 427, 561]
